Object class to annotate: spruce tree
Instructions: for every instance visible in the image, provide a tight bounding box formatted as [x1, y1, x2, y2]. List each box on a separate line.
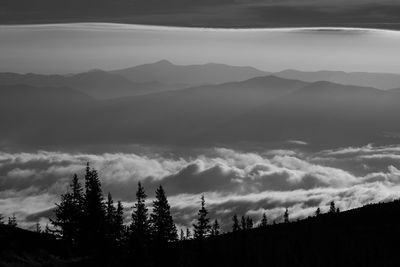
[105, 192, 117, 242]
[52, 173, 84, 245]
[83, 163, 106, 247]
[35, 221, 41, 233]
[0, 214, 4, 225]
[180, 229, 185, 241]
[241, 216, 246, 230]
[193, 195, 211, 239]
[284, 209, 289, 223]
[315, 207, 321, 217]
[246, 216, 253, 229]
[329, 201, 336, 214]
[211, 219, 220, 236]
[150, 185, 177, 243]
[130, 182, 150, 246]
[8, 214, 17, 227]
[186, 228, 192, 240]
[232, 214, 240, 232]
[260, 213, 268, 228]
[115, 201, 125, 243]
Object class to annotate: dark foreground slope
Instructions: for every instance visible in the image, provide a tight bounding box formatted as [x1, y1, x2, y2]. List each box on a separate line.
[2, 200, 400, 267]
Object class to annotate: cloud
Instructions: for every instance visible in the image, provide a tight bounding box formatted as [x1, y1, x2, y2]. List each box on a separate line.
[1, 145, 400, 230]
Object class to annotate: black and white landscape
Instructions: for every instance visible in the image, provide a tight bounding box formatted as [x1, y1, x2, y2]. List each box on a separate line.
[1, 4, 400, 267]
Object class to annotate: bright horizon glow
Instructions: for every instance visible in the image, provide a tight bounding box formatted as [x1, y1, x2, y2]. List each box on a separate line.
[1, 23, 400, 74]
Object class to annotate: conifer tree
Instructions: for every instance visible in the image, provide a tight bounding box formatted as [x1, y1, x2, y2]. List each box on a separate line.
[130, 182, 150, 245]
[180, 229, 185, 241]
[35, 221, 41, 233]
[246, 216, 253, 229]
[284, 209, 289, 223]
[315, 207, 321, 217]
[8, 214, 17, 227]
[150, 185, 177, 243]
[336, 207, 340, 213]
[0, 214, 4, 225]
[241, 216, 246, 230]
[105, 192, 117, 242]
[260, 213, 268, 228]
[232, 214, 240, 232]
[193, 195, 211, 239]
[329, 201, 336, 214]
[115, 201, 125, 243]
[211, 219, 220, 236]
[83, 163, 106, 246]
[186, 228, 192, 240]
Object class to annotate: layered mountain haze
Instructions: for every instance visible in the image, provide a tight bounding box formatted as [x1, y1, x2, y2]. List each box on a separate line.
[2, 62, 400, 150]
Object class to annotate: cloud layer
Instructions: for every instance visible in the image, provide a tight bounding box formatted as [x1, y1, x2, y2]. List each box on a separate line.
[1, 145, 400, 230]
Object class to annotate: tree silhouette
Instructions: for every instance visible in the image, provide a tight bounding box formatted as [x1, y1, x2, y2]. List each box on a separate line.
[232, 214, 240, 232]
[52, 187, 76, 243]
[241, 216, 246, 230]
[186, 228, 192, 240]
[115, 200, 125, 243]
[246, 216, 253, 229]
[150, 185, 177, 243]
[260, 213, 268, 228]
[83, 163, 106, 248]
[329, 201, 336, 214]
[315, 207, 321, 217]
[180, 229, 185, 241]
[336, 207, 340, 213]
[193, 195, 211, 239]
[35, 221, 41, 233]
[130, 182, 150, 248]
[105, 192, 117, 243]
[8, 214, 17, 227]
[211, 219, 220, 236]
[284, 209, 289, 223]
[0, 214, 4, 225]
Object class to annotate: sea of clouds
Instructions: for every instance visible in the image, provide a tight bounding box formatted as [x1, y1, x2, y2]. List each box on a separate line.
[1, 144, 400, 231]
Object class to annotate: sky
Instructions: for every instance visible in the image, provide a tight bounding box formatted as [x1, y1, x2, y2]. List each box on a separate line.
[1, 23, 400, 74]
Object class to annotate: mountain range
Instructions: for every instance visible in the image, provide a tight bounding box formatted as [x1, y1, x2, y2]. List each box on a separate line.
[2, 61, 400, 150]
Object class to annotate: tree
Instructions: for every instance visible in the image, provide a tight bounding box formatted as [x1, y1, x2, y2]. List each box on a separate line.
[0, 214, 4, 225]
[241, 216, 246, 230]
[130, 182, 150, 245]
[8, 214, 17, 227]
[284, 209, 289, 223]
[246, 216, 253, 229]
[150, 185, 177, 243]
[105, 192, 117, 242]
[35, 221, 41, 233]
[115, 201, 125, 243]
[83, 163, 106, 246]
[336, 207, 340, 213]
[211, 219, 220, 236]
[52, 173, 84, 245]
[260, 213, 268, 228]
[329, 201, 336, 214]
[186, 228, 192, 240]
[193, 195, 211, 239]
[232, 214, 240, 232]
[315, 207, 321, 217]
[180, 229, 185, 241]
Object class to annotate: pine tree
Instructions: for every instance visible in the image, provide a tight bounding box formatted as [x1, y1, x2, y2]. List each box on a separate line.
[336, 207, 340, 213]
[186, 228, 192, 240]
[180, 229, 185, 241]
[241, 216, 246, 230]
[8, 214, 17, 227]
[150, 185, 177, 243]
[0, 214, 4, 225]
[211, 219, 220, 236]
[284, 209, 289, 223]
[260, 213, 268, 228]
[83, 163, 106, 247]
[193, 195, 211, 239]
[315, 207, 321, 217]
[115, 201, 125, 243]
[105, 192, 117, 242]
[329, 201, 336, 214]
[35, 221, 41, 233]
[232, 214, 240, 232]
[246, 216, 253, 229]
[130, 182, 150, 246]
